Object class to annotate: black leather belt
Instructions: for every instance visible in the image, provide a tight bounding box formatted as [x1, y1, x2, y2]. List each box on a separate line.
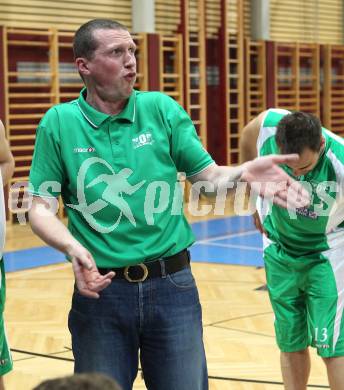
[98, 249, 190, 283]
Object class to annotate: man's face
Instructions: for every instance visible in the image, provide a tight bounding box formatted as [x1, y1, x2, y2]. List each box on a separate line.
[81, 28, 137, 101]
[285, 146, 322, 177]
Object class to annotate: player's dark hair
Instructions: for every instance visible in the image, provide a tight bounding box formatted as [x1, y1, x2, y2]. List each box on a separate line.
[33, 373, 122, 390]
[276, 111, 322, 154]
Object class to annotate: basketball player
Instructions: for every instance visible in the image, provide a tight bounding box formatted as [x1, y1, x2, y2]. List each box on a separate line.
[0, 120, 14, 389]
[240, 109, 344, 390]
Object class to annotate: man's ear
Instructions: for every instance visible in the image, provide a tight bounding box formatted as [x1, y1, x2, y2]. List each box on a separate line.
[75, 57, 90, 77]
[320, 136, 325, 148]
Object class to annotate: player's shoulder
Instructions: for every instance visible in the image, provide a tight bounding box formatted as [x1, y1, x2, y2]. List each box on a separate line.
[41, 100, 78, 121]
[262, 108, 290, 128]
[323, 128, 344, 162]
[135, 90, 175, 105]
[135, 90, 184, 117]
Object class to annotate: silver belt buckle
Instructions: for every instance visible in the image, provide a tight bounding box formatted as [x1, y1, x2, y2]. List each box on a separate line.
[124, 263, 148, 282]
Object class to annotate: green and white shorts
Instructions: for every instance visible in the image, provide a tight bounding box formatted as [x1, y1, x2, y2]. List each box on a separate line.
[264, 243, 344, 357]
[0, 259, 12, 375]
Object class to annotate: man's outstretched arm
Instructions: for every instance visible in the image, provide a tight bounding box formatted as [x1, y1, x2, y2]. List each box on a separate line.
[189, 111, 309, 209]
[189, 156, 308, 209]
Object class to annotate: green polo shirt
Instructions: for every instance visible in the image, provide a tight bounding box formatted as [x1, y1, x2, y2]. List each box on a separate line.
[29, 89, 214, 267]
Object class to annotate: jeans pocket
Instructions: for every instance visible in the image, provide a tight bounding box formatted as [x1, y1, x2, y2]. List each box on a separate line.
[166, 267, 195, 289]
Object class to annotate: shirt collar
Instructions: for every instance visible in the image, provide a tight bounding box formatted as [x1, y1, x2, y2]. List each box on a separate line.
[77, 88, 136, 128]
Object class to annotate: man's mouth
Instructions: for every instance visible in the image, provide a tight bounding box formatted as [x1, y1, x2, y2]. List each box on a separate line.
[124, 72, 136, 80]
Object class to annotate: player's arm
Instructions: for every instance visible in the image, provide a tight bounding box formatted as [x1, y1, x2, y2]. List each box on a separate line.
[240, 111, 269, 234]
[0, 120, 14, 185]
[239, 111, 266, 163]
[29, 196, 115, 298]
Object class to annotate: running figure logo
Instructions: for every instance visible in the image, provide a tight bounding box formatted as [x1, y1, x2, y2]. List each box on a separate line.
[68, 157, 145, 233]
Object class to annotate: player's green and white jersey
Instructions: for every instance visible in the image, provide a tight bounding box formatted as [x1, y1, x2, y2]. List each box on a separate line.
[257, 108, 344, 257]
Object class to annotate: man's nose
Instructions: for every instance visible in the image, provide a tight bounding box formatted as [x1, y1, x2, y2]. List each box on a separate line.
[124, 52, 136, 68]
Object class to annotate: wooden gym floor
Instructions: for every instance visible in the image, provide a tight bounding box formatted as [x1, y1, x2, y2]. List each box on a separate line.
[2, 211, 329, 390]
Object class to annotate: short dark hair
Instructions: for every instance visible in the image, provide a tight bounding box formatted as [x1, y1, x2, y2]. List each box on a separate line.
[33, 373, 122, 390]
[73, 19, 128, 59]
[275, 111, 322, 154]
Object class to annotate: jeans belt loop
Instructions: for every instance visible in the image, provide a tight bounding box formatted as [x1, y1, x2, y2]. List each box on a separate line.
[159, 259, 167, 279]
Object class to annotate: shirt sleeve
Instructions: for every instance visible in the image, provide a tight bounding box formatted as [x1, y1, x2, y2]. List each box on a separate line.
[29, 107, 65, 198]
[167, 98, 214, 177]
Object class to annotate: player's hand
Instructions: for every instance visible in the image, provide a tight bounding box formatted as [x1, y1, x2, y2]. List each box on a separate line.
[68, 244, 115, 299]
[252, 211, 267, 236]
[241, 154, 310, 209]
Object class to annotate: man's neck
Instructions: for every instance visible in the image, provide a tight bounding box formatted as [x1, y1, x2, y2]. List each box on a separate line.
[85, 90, 128, 116]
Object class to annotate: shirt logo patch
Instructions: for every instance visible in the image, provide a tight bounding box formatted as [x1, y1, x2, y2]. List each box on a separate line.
[132, 132, 154, 149]
[74, 147, 96, 153]
[67, 158, 146, 233]
[295, 207, 318, 219]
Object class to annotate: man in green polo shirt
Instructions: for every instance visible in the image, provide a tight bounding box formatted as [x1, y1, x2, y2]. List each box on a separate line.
[28, 19, 308, 390]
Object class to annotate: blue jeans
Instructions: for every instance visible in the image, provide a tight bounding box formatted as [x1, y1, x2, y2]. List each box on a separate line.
[68, 265, 208, 390]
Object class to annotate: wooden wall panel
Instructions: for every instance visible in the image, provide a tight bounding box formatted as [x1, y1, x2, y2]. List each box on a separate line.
[243, 0, 251, 38]
[270, 0, 343, 44]
[181, 0, 207, 146]
[245, 39, 266, 122]
[270, 42, 320, 116]
[223, 0, 245, 164]
[159, 34, 184, 104]
[227, 0, 239, 33]
[205, 0, 221, 38]
[155, 0, 181, 34]
[0, 0, 132, 31]
[322, 45, 344, 137]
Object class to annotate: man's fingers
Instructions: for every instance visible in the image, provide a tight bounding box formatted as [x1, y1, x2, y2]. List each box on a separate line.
[270, 154, 299, 165]
[84, 270, 115, 284]
[285, 180, 311, 208]
[72, 261, 97, 297]
[268, 189, 306, 209]
[102, 271, 115, 280]
[78, 287, 100, 299]
[256, 179, 310, 209]
[88, 278, 112, 293]
[71, 249, 115, 298]
[71, 256, 112, 298]
[83, 270, 115, 293]
[273, 170, 310, 205]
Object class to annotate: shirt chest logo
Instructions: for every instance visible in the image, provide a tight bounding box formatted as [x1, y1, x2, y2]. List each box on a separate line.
[132, 131, 154, 149]
[74, 147, 96, 153]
